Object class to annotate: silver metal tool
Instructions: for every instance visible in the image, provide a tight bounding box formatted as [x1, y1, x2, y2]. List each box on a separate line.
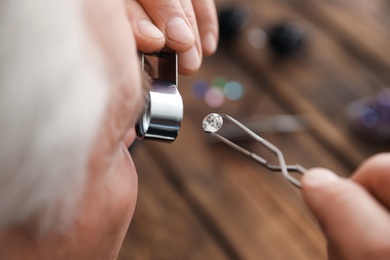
[207, 114, 307, 142]
[136, 49, 183, 142]
[202, 113, 306, 188]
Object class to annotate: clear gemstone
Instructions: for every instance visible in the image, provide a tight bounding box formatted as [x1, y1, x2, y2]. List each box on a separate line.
[202, 113, 223, 133]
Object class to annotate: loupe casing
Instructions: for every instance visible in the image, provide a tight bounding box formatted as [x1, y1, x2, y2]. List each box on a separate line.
[135, 49, 183, 142]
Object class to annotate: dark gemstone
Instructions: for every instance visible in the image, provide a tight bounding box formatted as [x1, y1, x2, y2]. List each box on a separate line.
[268, 21, 306, 56]
[218, 6, 249, 40]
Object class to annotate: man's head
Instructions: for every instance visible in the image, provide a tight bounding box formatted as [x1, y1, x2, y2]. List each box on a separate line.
[0, 0, 144, 257]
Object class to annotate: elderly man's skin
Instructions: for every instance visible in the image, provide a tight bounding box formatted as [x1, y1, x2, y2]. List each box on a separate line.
[125, 0, 218, 74]
[0, 0, 218, 258]
[0, 0, 142, 258]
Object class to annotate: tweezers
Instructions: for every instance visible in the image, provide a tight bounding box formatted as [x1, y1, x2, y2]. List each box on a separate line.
[202, 113, 306, 188]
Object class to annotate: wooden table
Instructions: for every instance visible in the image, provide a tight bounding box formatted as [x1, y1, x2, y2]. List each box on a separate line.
[119, 0, 390, 259]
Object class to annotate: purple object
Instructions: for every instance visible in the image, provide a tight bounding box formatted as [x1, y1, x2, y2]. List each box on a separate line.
[347, 90, 390, 141]
[191, 80, 209, 99]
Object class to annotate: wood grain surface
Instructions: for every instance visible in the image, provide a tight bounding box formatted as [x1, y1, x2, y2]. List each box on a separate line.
[119, 0, 390, 259]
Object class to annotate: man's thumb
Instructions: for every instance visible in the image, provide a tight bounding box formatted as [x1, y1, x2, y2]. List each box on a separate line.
[301, 168, 390, 259]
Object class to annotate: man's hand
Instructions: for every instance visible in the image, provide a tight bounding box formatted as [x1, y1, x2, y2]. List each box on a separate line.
[125, 0, 218, 75]
[302, 153, 390, 259]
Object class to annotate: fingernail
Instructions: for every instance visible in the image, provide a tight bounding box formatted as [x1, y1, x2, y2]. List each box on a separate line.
[138, 19, 164, 39]
[180, 45, 201, 71]
[166, 17, 194, 45]
[304, 168, 339, 187]
[203, 32, 217, 53]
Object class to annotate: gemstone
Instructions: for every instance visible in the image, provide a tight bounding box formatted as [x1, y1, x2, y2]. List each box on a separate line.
[268, 21, 306, 56]
[212, 77, 227, 88]
[205, 88, 225, 108]
[202, 113, 223, 133]
[191, 80, 209, 99]
[224, 81, 243, 100]
[218, 6, 250, 40]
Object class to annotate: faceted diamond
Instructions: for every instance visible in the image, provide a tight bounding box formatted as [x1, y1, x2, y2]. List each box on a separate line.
[202, 113, 223, 133]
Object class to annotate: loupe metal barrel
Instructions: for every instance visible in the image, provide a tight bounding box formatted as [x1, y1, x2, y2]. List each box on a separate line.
[136, 79, 183, 142]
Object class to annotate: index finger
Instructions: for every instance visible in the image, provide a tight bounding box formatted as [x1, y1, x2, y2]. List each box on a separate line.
[136, 0, 195, 52]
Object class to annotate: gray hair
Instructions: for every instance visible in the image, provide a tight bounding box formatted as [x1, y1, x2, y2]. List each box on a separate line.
[0, 0, 108, 231]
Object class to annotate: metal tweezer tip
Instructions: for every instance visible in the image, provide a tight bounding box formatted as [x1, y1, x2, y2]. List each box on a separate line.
[202, 113, 306, 188]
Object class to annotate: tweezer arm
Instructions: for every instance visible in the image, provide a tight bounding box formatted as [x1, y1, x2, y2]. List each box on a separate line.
[211, 114, 306, 188]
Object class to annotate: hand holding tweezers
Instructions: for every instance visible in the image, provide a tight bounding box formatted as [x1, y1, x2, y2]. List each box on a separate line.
[203, 113, 306, 188]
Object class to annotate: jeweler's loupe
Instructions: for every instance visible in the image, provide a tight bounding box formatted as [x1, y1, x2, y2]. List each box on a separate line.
[136, 49, 183, 142]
